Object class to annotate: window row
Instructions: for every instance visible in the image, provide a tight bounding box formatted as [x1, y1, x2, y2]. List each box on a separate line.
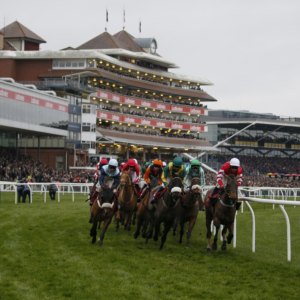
[82, 123, 96, 132]
[52, 60, 85, 69]
[69, 114, 81, 123]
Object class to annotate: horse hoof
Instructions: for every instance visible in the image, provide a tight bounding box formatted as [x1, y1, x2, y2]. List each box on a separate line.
[115, 228, 119, 232]
[185, 246, 189, 249]
[153, 236, 158, 242]
[98, 241, 103, 247]
[127, 227, 131, 232]
[179, 241, 182, 244]
[212, 243, 217, 251]
[145, 239, 148, 244]
[221, 243, 227, 251]
[206, 248, 211, 255]
[142, 233, 147, 238]
[92, 237, 96, 244]
[133, 232, 139, 239]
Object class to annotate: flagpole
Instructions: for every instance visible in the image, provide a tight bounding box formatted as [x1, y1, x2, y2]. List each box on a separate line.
[123, 7, 125, 30]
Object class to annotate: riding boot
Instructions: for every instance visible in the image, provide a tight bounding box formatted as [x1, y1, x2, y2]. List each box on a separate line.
[116, 209, 121, 221]
[211, 186, 220, 199]
[236, 202, 241, 211]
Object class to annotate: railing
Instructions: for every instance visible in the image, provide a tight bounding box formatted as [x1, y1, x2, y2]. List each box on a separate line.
[0, 182, 94, 204]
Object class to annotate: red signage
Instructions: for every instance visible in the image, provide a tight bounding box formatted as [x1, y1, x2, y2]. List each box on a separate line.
[97, 91, 206, 115]
[0, 88, 68, 112]
[97, 110, 206, 132]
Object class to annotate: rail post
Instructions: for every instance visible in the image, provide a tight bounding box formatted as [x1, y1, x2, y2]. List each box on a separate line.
[279, 205, 291, 262]
[245, 201, 255, 253]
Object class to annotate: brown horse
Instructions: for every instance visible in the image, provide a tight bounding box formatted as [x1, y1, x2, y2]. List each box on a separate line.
[90, 188, 116, 246]
[116, 171, 138, 231]
[173, 177, 203, 248]
[133, 176, 159, 242]
[151, 177, 183, 250]
[205, 174, 238, 254]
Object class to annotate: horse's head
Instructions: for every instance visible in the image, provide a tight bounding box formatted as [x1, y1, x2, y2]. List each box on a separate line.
[168, 176, 183, 201]
[224, 174, 238, 205]
[191, 177, 202, 195]
[119, 171, 131, 190]
[99, 188, 115, 216]
[149, 176, 159, 188]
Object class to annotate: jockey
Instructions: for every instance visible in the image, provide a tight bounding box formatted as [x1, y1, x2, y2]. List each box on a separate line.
[122, 158, 141, 196]
[211, 157, 243, 210]
[144, 159, 163, 186]
[95, 158, 108, 181]
[138, 159, 163, 201]
[97, 159, 120, 193]
[141, 162, 151, 178]
[184, 159, 205, 192]
[162, 157, 187, 187]
[119, 162, 125, 172]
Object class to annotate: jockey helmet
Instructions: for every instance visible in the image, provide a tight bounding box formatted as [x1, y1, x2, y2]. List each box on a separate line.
[120, 162, 125, 167]
[100, 158, 108, 165]
[230, 158, 240, 167]
[153, 159, 163, 167]
[191, 159, 200, 166]
[162, 161, 167, 167]
[108, 159, 118, 167]
[128, 159, 136, 167]
[173, 157, 183, 167]
[145, 162, 151, 168]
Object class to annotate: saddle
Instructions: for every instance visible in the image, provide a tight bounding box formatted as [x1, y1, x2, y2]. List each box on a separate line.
[151, 187, 167, 204]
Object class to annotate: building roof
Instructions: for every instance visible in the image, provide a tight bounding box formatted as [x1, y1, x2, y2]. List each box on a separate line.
[0, 49, 212, 84]
[0, 21, 46, 43]
[77, 32, 129, 50]
[113, 30, 145, 52]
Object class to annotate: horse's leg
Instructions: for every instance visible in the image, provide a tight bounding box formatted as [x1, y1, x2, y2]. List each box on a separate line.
[186, 218, 197, 248]
[206, 212, 213, 254]
[124, 210, 133, 231]
[159, 220, 173, 251]
[212, 217, 220, 251]
[98, 220, 102, 229]
[142, 220, 149, 239]
[172, 219, 178, 236]
[227, 223, 234, 244]
[132, 210, 137, 226]
[98, 218, 112, 246]
[221, 226, 227, 250]
[115, 212, 120, 232]
[153, 215, 161, 242]
[179, 221, 184, 244]
[133, 210, 143, 239]
[90, 220, 98, 244]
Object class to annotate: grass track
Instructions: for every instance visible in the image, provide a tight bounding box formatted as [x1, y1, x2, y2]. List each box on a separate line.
[1, 192, 300, 300]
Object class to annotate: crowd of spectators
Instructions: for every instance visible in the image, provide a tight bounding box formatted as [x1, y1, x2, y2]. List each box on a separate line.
[0, 149, 95, 183]
[225, 134, 300, 145]
[97, 125, 205, 140]
[97, 64, 206, 94]
[94, 84, 207, 108]
[101, 105, 206, 124]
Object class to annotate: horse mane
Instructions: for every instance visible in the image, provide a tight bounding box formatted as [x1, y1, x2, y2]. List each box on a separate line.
[169, 177, 183, 190]
[102, 188, 114, 203]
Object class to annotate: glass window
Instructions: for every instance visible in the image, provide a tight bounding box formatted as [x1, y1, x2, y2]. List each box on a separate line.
[66, 61, 71, 67]
[82, 105, 91, 114]
[77, 115, 81, 123]
[52, 61, 58, 67]
[59, 61, 65, 67]
[73, 114, 78, 123]
[69, 114, 73, 122]
[72, 62, 78, 67]
[91, 142, 96, 149]
[78, 61, 85, 67]
[82, 123, 91, 132]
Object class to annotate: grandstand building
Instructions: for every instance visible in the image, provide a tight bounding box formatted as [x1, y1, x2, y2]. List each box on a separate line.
[0, 21, 219, 164]
[201, 109, 300, 160]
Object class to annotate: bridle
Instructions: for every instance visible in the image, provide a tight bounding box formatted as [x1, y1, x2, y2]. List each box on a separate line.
[97, 191, 115, 209]
[220, 184, 237, 208]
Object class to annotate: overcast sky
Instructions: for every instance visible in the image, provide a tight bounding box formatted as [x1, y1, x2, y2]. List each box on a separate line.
[2, 0, 300, 117]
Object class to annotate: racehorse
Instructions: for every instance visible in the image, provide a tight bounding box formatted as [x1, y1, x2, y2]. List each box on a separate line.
[116, 170, 138, 232]
[133, 176, 159, 243]
[89, 188, 116, 246]
[173, 177, 202, 248]
[204, 174, 238, 254]
[151, 177, 183, 250]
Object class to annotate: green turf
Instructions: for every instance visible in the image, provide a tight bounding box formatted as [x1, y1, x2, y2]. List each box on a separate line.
[1, 192, 300, 300]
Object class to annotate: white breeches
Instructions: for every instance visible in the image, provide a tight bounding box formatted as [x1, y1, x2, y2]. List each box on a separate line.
[96, 178, 116, 193]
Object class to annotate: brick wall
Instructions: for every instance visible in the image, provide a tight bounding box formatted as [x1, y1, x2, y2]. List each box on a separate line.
[18, 148, 88, 170]
[15, 59, 52, 81]
[0, 59, 17, 79]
